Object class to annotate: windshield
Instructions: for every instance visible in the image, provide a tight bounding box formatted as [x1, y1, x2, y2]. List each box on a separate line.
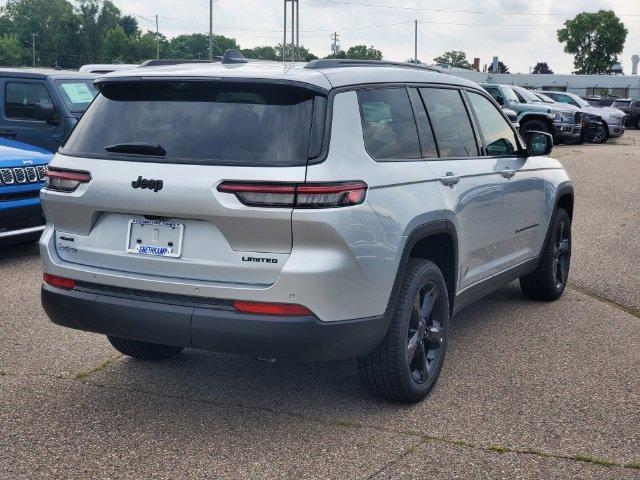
[612, 100, 631, 108]
[501, 86, 520, 103]
[567, 93, 589, 108]
[55, 79, 98, 114]
[514, 87, 541, 103]
[62, 81, 319, 166]
[534, 93, 555, 103]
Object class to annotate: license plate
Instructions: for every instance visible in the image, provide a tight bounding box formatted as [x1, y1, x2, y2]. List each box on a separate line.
[126, 219, 184, 258]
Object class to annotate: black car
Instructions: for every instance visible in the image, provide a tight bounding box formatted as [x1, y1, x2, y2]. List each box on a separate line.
[611, 99, 640, 129]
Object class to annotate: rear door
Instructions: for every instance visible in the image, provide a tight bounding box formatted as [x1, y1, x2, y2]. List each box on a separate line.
[415, 86, 509, 290]
[45, 80, 323, 285]
[0, 78, 64, 152]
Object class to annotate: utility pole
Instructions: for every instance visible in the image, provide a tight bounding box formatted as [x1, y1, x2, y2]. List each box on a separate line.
[209, 0, 214, 60]
[283, 0, 299, 63]
[155, 15, 160, 59]
[331, 32, 340, 57]
[414, 20, 418, 65]
[31, 33, 37, 67]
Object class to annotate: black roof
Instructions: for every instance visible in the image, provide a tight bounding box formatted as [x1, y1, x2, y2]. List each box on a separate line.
[0, 68, 96, 80]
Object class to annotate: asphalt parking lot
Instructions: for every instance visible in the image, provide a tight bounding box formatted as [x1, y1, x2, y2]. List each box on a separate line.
[1, 131, 639, 479]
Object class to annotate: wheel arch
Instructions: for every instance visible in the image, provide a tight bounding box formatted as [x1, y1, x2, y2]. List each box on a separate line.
[519, 113, 553, 129]
[387, 220, 458, 315]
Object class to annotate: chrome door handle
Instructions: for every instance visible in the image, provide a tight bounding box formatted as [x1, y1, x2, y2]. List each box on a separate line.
[501, 168, 516, 179]
[439, 172, 460, 187]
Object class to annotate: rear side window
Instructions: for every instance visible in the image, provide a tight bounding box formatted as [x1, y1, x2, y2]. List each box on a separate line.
[357, 87, 421, 160]
[467, 92, 518, 156]
[62, 82, 320, 166]
[5, 82, 53, 120]
[419, 88, 478, 158]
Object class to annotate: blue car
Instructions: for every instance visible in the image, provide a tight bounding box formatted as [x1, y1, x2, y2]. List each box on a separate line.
[0, 138, 52, 245]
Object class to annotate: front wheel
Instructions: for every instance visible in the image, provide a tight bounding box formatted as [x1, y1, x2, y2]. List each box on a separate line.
[520, 208, 571, 301]
[107, 336, 183, 360]
[520, 119, 552, 137]
[358, 259, 449, 403]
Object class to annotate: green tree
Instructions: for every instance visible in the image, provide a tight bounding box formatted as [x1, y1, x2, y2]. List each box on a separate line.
[168, 33, 239, 59]
[345, 44, 382, 60]
[488, 61, 509, 74]
[101, 25, 132, 62]
[557, 10, 627, 74]
[136, 31, 159, 60]
[1, 0, 80, 67]
[433, 50, 471, 69]
[76, 0, 122, 63]
[0, 34, 28, 66]
[120, 15, 139, 38]
[325, 50, 346, 59]
[275, 43, 317, 62]
[532, 62, 553, 74]
[241, 45, 277, 60]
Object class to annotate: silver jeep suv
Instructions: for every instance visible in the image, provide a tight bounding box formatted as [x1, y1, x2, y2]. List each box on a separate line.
[40, 55, 574, 403]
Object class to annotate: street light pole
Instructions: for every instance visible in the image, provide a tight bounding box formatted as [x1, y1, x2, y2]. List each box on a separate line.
[31, 33, 36, 67]
[155, 15, 160, 59]
[414, 20, 418, 65]
[209, 0, 214, 60]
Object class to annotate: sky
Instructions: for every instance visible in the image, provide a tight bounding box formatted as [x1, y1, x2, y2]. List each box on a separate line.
[11, 0, 640, 73]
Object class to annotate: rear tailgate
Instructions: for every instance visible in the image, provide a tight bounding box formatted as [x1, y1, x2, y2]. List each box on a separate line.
[44, 79, 326, 286]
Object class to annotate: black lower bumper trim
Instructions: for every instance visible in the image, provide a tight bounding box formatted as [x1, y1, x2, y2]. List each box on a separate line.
[41, 283, 389, 361]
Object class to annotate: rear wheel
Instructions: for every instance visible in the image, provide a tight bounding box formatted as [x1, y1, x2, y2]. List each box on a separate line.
[107, 336, 183, 360]
[635, 117, 640, 129]
[358, 259, 449, 403]
[520, 208, 571, 301]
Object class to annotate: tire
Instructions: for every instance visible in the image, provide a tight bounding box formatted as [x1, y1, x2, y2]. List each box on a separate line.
[107, 336, 183, 360]
[520, 208, 571, 301]
[520, 118, 552, 137]
[635, 117, 640, 130]
[358, 259, 449, 403]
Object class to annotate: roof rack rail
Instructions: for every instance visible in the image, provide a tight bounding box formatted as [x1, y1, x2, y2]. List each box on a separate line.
[304, 59, 446, 73]
[140, 58, 222, 67]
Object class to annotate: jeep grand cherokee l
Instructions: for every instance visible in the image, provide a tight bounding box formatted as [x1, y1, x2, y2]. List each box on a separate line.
[40, 53, 574, 403]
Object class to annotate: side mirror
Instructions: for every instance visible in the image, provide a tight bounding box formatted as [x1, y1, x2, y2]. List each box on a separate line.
[35, 102, 58, 125]
[523, 131, 553, 157]
[496, 96, 505, 106]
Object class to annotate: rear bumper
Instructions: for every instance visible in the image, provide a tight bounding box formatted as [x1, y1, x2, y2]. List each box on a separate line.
[41, 283, 390, 361]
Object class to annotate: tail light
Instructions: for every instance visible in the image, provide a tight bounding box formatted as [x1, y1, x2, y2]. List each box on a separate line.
[43, 273, 76, 290]
[45, 168, 91, 192]
[233, 300, 312, 316]
[217, 181, 367, 208]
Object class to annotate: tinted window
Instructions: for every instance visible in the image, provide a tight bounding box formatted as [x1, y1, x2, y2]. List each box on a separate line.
[63, 82, 318, 166]
[407, 88, 438, 158]
[55, 80, 98, 114]
[5, 82, 53, 120]
[357, 88, 421, 160]
[467, 92, 518, 156]
[420, 88, 478, 158]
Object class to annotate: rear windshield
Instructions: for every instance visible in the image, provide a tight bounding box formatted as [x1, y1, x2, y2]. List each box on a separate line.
[62, 81, 320, 166]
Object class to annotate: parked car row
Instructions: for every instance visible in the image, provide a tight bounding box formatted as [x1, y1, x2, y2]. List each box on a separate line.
[479, 83, 629, 145]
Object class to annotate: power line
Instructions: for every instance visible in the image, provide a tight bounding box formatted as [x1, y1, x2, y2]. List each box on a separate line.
[311, 0, 640, 17]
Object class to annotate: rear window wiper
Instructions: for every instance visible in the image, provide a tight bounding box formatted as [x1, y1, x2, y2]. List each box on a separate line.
[105, 142, 166, 156]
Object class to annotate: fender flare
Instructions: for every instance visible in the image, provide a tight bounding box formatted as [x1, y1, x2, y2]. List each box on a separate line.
[384, 220, 459, 316]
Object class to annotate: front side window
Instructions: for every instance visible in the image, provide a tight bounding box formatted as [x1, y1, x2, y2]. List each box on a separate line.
[62, 81, 318, 166]
[467, 92, 518, 156]
[357, 87, 421, 160]
[5, 82, 53, 120]
[420, 88, 478, 158]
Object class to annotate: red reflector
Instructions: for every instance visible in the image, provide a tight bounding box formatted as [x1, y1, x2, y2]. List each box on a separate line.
[43, 274, 76, 290]
[233, 300, 312, 316]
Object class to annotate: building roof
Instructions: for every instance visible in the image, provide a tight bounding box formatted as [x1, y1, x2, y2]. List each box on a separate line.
[95, 60, 480, 92]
